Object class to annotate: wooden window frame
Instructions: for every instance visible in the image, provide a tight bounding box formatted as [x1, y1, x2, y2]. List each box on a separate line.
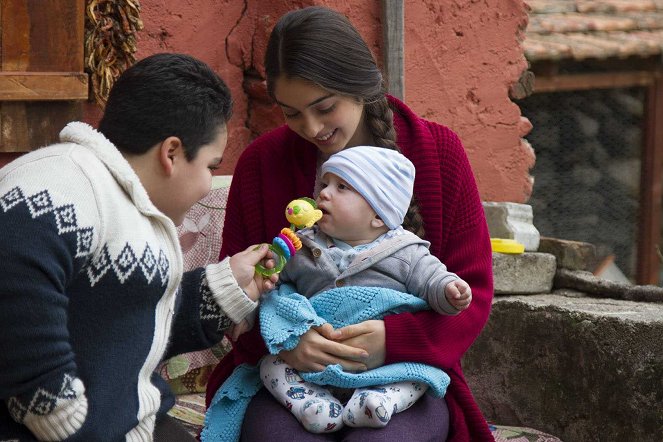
[0, 72, 88, 101]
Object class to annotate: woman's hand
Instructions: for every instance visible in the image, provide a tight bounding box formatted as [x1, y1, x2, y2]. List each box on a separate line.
[333, 320, 386, 370]
[279, 323, 369, 372]
[229, 244, 278, 301]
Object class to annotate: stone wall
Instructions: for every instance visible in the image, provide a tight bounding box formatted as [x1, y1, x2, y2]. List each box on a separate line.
[464, 293, 663, 441]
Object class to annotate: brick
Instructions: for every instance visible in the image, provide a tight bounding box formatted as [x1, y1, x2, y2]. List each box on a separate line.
[538, 236, 597, 271]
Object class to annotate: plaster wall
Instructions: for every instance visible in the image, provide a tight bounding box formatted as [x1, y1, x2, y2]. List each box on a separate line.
[83, 0, 534, 202]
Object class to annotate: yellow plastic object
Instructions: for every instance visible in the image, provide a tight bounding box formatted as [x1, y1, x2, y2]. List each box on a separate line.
[491, 238, 525, 254]
[285, 198, 323, 229]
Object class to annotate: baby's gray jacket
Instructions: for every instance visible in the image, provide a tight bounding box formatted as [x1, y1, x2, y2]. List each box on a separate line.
[280, 228, 462, 315]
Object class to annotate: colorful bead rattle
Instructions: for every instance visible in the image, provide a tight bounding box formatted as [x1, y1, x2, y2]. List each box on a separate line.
[254, 197, 323, 277]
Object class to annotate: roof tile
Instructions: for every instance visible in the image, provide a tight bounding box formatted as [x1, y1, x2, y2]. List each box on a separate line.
[524, 0, 663, 61]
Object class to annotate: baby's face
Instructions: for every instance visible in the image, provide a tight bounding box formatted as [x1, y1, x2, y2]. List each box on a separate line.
[316, 173, 386, 246]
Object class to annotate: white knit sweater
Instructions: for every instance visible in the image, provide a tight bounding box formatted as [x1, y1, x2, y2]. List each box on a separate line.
[0, 122, 255, 441]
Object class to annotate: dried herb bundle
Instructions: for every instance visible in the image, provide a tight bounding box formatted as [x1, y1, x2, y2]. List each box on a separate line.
[85, 0, 143, 107]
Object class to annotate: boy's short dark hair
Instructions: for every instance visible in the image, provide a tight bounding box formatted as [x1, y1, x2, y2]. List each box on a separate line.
[98, 53, 233, 160]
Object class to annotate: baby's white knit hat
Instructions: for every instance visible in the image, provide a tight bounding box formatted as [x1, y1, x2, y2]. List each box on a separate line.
[320, 145, 415, 230]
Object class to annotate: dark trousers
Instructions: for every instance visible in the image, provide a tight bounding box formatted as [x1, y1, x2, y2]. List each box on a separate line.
[240, 387, 449, 442]
[154, 413, 198, 442]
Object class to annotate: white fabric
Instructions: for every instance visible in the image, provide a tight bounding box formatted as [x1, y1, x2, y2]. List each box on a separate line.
[260, 355, 428, 433]
[343, 381, 428, 428]
[260, 355, 344, 433]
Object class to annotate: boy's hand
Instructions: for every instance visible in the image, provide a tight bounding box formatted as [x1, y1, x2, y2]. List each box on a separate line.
[445, 279, 472, 311]
[229, 244, 278, 301]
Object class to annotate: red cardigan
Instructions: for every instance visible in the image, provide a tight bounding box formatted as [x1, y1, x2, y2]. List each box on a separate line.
[206, 96, 494, 441]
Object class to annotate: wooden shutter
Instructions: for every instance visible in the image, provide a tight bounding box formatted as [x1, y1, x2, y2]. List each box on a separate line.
[0, 0, 87, 152]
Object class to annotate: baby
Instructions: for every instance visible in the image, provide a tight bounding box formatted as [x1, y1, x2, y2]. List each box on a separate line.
[255, 145, 472, 433]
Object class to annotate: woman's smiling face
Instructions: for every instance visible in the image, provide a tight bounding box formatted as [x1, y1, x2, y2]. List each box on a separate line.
[273, 76, 372, 157]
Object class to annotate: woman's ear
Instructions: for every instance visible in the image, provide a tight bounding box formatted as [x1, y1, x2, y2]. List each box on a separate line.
[158, 136, 183, 177]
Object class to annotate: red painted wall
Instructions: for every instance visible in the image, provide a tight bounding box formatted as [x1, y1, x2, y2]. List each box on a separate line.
[404, 0, 534, 202]
[82, 0, 534, 203]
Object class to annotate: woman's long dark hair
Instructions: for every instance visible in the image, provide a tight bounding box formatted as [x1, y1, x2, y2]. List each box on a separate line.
[264, 6, 425, 238]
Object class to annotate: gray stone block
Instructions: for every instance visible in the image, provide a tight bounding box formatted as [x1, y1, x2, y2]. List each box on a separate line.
[493, 252, 556, 294]
[464, 294, 663, 442]
[538, 236, 597, 271]
[483, 202, 540, 251]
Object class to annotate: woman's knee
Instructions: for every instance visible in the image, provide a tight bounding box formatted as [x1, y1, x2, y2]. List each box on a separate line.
[339, 394, 449, 442]
[241, 388, 335, 442]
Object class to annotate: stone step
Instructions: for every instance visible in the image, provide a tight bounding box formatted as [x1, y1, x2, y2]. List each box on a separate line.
[493, 252, 556, 294]
[463, 293, 663, 441]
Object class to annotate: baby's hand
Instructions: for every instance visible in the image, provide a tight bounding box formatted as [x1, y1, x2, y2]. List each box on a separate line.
[445, 279, 472, 311]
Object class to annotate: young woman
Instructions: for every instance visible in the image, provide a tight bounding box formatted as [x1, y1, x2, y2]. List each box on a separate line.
[206, 6, 494, 441]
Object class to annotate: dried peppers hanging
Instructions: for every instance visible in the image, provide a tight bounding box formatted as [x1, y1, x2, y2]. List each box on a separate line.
[85, 0, 143, 108]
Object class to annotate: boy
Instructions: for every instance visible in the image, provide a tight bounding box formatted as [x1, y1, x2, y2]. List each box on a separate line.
[0, 53, 275, 441]
[256, 146, 472, 433]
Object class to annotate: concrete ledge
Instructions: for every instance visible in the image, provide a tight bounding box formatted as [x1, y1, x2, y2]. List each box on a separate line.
[555, 269, 663, 302]
[463, 294, 663, 442]
[493, 252, 556, 294]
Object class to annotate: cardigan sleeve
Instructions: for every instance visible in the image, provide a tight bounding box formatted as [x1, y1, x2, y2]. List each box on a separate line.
[0, 159, 97, 440]
[219, 142, 265, 261]
[383, 125, 493, 370]
[216, 139, 275, 361]
[405, 245, 462, 316]
[163, 259, 257, 359]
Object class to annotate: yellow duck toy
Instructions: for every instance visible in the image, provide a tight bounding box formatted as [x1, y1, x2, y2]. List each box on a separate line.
[285, 197, 323, 230]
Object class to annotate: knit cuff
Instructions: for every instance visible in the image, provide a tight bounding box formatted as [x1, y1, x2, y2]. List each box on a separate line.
[432, 275, 462, 316]
[13, 377, 88, 441]
[205, 257, 257, 324]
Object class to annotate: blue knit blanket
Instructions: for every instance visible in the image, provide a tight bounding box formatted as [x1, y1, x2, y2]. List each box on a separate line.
[201, 284, 450, 442]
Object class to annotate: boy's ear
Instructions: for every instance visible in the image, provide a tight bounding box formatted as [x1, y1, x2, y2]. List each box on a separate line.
[370, 216, 386, 229]
[158, 136, 184, 177]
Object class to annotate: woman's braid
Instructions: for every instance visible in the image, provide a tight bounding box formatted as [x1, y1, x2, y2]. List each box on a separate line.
[364, 96, 398, 150]
[364, 97, 426, 239]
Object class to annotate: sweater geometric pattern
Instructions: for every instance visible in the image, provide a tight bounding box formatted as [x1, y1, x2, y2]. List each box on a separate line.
[199, 275, 234, 333]
[7, 374, 83, 422]
[7, 374, 87, 436]
[0, 186, 170, 288]
[0, 123, 248, 440]
[1, 187, 94, 259]
[86, 243, 170, 286]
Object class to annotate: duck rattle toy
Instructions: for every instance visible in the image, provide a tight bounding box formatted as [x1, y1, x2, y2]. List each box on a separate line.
[254, 197, 323, 277]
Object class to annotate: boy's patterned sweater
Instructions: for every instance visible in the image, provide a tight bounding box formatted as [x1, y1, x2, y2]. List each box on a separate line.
[0, 123, 255, 441]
